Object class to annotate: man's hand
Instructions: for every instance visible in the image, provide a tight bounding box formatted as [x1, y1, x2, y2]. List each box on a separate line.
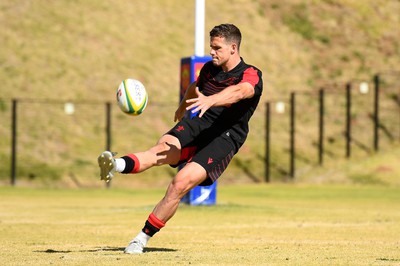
[185, 87, 215, 118]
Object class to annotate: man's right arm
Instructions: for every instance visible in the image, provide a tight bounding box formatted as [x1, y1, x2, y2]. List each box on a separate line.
[174, 82, 197, 122]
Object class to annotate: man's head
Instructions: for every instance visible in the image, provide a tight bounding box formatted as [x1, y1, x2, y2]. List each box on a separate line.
[210, 24, 242, 51]
[209, 24, 242, 71]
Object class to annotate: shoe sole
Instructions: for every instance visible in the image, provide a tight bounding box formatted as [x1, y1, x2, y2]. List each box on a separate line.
[98, 152, 114, 182]
[124, 249, 143, 254]
[124, 241, 144, 254]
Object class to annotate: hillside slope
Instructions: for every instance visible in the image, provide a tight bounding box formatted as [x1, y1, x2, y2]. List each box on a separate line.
[0, 0, 399, 186]
[1, 0, 399, 100]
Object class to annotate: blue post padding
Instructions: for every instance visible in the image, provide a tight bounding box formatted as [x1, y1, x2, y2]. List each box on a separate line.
[181, 182, 217, 205]
[179, 55, 216, 206]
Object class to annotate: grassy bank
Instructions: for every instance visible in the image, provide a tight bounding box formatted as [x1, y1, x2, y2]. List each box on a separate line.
[1, 0, 399, 185]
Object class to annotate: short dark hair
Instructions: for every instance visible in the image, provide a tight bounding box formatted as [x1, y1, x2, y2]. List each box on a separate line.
[210, 24, 242, 50]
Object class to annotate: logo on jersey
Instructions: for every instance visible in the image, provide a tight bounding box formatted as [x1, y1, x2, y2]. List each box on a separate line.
[225, 76, 239, 85]
[175, 125, 185, 132]
[207, 157, 214, 164]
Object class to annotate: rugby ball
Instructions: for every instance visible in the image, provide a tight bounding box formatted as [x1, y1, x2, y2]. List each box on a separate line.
[116, 78, 148, 116]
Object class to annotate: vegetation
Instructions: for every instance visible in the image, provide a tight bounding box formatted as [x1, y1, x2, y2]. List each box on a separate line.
[0, 0, 399, 186]
[2, 0, 399, 100]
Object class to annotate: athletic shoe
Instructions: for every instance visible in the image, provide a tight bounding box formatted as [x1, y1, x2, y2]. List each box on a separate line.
[124, 239, 145, 254]
[97, 151, 117, 182]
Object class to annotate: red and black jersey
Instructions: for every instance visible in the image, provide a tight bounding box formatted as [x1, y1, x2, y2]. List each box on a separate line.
[195, 58, 263, 147]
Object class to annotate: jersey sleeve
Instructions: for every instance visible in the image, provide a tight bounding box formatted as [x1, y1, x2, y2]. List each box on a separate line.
[241, 67, 263, 96]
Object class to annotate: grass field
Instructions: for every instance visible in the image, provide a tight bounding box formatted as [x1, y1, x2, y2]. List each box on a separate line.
[1, 184, 399, 265]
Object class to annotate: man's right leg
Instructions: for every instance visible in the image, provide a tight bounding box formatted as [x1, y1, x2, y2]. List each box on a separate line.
[98, 134, 181, 182]
[124, 161, 208, 254]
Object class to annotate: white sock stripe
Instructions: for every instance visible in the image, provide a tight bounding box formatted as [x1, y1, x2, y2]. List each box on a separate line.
[135, 231, 151, 246]
[115, 158, 126, 172]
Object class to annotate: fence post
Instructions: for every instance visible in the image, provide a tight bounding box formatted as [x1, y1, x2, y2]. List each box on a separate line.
[106, 102, 112, 151]
[265, 102, 270, 182]
[290, 93, 295, 178]
[373, 74, 380, 152]
[318, 88, 324, 165]
[10, 99, 17, 186]
[345, 83, 352, 158]
[105, 102, 112, 188]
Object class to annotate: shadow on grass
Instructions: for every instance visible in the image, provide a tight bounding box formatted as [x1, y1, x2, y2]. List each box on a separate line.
[35, 247, 178, 254]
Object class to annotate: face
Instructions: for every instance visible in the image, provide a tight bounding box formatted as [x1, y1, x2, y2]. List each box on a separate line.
[209, 36, 236, 69]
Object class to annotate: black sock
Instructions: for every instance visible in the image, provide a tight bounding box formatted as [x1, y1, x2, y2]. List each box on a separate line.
[142, 220, 161, 237]
[121, 156, 135, 173]
[141, 213, 166, 237]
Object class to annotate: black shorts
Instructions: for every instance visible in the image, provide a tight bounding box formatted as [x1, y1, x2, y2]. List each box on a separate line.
[166, 117, 238, 186]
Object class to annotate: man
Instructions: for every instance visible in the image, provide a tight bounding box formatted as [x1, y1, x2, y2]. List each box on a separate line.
[98, 23, 263, 254]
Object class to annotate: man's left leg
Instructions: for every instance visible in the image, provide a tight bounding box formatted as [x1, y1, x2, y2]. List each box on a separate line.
[124, 162, 208, 254]
[98, 134, 181, 182]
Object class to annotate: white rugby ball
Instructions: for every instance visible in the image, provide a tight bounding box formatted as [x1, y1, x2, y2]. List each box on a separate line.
[116, 78, 148, 116]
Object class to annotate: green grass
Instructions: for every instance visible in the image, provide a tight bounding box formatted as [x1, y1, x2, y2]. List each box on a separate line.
[1, 184, 399, 265]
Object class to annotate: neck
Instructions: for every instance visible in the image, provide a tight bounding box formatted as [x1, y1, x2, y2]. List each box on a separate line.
[222, 56, 241, 72]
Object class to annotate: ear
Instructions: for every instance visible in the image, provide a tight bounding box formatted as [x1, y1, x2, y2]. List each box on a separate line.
[230, 43, 237, 55]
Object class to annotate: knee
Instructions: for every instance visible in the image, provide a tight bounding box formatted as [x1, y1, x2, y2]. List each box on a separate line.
[150, 142, 169, 156]
[151, 141, 180, 166]
[146, 142, 173, 166]
[158, 134, 181, 150]
[168, 175, 192, 199]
